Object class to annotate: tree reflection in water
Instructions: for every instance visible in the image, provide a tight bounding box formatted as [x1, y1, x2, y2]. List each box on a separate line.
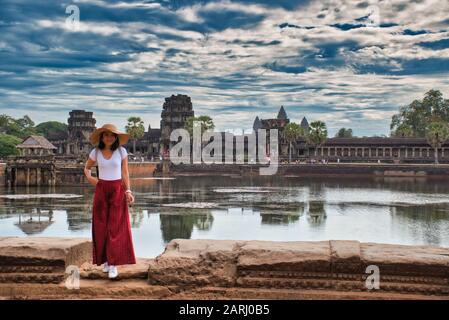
[159, 211, 214, 243]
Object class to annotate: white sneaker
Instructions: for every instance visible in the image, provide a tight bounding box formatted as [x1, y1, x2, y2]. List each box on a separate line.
[102, 262, 109, 273]
[108, 265, 118, 279]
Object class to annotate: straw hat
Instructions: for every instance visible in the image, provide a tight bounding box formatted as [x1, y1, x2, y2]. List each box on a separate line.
[89, 124, 130, 146]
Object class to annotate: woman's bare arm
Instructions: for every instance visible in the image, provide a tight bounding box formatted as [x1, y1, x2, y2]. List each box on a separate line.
[122, 156, 131, 190]
[84, 158, 99, 187]
[122, 156, 134, 204]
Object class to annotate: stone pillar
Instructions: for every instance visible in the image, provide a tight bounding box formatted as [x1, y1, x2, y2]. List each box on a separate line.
[36, 168, 41, 186]
[26, 168, 30, 187]
[14, 168, 17, 187]
[412, 148, 415, 158]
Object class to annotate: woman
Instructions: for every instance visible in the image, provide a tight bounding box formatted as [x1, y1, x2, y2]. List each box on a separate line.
[84, 124, 136, 279]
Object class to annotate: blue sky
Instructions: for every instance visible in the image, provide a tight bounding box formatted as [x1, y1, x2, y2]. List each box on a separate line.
[0, 0, 449, 136]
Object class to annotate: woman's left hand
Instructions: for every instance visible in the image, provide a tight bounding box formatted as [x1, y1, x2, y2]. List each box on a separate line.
[125, 192, 135, 205]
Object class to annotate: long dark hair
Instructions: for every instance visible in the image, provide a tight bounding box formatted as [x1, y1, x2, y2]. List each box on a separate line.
[98, 132, 120, 151]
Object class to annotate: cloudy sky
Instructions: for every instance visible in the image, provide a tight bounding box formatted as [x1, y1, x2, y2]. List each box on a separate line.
[1, 0, 449, 136]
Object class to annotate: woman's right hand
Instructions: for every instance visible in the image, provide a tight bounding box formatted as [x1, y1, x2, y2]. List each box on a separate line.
[85, 168, 98, 187]
[87, 176, 98, 187]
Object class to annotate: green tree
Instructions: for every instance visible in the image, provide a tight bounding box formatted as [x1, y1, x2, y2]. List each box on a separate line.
[0, 115, 11, 134]
[125, 117, 145, 154]
[35, 121, 68, 138]
[391, 90, 449, 137]
[0, 114, 36, 138]
[392, 123, 414, 137]
[307, 121, 328, 156]
[335, 128, 353, 138]
[184, 116, 215, 136]
[284, 122, 306, 163]
[0, 134, 21, 157]
[425, 121, 449, 164]
[0, 115, 20, 137]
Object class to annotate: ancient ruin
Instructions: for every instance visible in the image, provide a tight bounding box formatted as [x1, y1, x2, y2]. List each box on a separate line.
[160, 94, 195, 155]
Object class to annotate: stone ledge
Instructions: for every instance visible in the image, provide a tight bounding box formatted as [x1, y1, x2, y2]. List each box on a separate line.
[0, 237, 91, 283]
[0, 237, 448, 299]
[149, 239, 449, 296]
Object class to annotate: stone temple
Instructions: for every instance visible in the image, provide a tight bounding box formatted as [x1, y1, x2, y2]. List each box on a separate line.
[42, 95, 449, 163]
[160, 94, 194, 156]
[49, 110, 96, 156]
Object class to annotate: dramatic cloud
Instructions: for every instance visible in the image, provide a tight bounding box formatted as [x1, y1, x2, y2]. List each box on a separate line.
[0, 0, 449, 136]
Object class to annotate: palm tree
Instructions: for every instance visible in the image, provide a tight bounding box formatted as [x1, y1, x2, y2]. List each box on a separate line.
[184, 116, 215, 136]
[425, 121, 449, 164]
[307, 121, 328, 157]
[125, 117, 145, 154]
[284, 122, 305, 163]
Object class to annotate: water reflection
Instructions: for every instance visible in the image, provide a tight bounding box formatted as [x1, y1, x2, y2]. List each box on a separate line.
[260, 213, 300, 225]
[15, 209, 54, 235]
[0, 176, 448, 257]
[307, 201, 327, 225]
[159, 213, 214, 243]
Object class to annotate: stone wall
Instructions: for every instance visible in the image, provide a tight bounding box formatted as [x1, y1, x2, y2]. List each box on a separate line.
[161, 163, 449, 177]
[3, 161, 158, 186]
[128, 162, 157, 178]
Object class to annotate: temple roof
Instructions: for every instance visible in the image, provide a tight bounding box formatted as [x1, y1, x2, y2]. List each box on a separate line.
[277, 106, 288, 120]
[261, 118, 289, 129]
[144, 128, 161, 139]
[253, 116, 262, 130]
[300, 116, 309, 129]
[17, 135, 57, 149]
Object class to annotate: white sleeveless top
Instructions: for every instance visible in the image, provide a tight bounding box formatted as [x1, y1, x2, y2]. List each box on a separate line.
[89, 147, 128, 181]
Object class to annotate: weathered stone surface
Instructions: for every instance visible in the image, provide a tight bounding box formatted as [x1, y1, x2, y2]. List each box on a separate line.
[360, 243, 449, 278]
[0, 237, 448, 299]
[0, 237, 91, 267]
[0, 237, 91, 283]
[80, 258, 152, 280]
[237, 240, 331, 273]
[330, 240, 362, 274]
[0, 280, 171, 300]
[148, 239, 239, 287]
[149, 239, 449, 296]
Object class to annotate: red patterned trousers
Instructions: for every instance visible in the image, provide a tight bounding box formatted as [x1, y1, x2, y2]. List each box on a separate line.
[92, 179, 136, 266]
